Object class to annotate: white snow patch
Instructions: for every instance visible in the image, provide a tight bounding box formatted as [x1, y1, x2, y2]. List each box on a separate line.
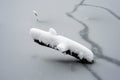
[49, 28, 57, 35]
[30, 28, 94, 62]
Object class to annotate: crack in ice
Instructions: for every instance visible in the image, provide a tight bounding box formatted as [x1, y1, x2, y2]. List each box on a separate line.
[70, 0, 120, 20]
[83, 64, 102, 80]
[66, 13, 102, 80]
[81, 4, 120, 20]
[67, 0, 120, 66]
[66, 0, 120, 80]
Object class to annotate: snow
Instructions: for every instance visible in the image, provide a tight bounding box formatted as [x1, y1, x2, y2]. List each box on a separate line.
[33, 10, 38, 16]
[30, 28, 94, 62]
[49, 28, 57, 35]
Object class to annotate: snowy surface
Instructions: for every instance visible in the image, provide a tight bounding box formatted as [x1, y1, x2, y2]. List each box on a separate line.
[0, 0, 120, 80]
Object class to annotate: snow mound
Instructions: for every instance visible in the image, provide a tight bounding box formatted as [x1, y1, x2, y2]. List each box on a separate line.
[30, 28, 94, 62]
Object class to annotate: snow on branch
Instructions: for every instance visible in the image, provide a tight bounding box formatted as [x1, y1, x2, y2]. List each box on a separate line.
[30, 28, 94, 63]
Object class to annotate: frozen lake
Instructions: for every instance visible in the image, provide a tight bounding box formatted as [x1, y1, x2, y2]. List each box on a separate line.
[0, 0, 120, 80]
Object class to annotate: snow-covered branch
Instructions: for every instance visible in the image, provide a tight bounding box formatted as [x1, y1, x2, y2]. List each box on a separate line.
[30, 28, 94, 63]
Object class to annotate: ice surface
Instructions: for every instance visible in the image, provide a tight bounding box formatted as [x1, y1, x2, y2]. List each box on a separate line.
[1, 0, 120, 80]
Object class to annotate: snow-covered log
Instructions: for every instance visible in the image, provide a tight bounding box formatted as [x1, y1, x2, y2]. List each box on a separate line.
[30, 28, 94, 63]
